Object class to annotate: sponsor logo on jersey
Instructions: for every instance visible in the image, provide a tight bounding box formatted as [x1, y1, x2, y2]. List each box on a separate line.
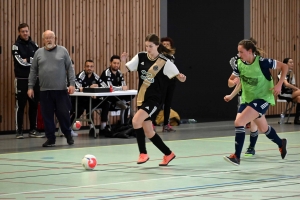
[240, 75, 258, 86]
[140, 70, 154, 83]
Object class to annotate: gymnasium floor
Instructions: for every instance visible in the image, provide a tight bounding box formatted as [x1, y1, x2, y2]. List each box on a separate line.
[0, 118, 299, 200]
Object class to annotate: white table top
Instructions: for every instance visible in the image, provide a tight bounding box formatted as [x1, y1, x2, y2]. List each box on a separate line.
[70, 89, 137, 97]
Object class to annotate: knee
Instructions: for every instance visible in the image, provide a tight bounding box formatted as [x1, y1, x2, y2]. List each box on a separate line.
[260, 125, 269, 133]
[132, 117, 142, 129]
[234, 119, 244, 127]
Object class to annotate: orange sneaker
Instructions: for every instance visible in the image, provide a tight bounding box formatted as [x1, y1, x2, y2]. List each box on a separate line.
[137, 153, 149, 164]
[159, 152, 176, 166]
[279, 138, 287, 159]
[223, 154, 240, 166]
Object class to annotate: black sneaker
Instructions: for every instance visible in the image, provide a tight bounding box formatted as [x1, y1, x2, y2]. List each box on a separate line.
[223, 154, 240, 166]
[29, 129, 45, 138]
[244, 147, 255, 157]
[89, 128, 95, 137]
[101, 126, 112, 137]
[16, 130, 24, 139]
[279, 138, 287, 159]
[65, 134, 74, 145]
[42, 139, 55, 147]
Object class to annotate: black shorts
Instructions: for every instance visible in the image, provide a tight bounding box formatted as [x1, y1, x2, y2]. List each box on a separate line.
[238, 99, 269, 117]
[138, 100, 160, 121]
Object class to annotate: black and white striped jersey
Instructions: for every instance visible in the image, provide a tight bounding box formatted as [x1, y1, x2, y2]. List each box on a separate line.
[75, 70, 108, 92]
[100, 68, 126, 91]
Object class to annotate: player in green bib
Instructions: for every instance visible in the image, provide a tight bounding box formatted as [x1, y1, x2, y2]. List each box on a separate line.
[223, 39, 289, 166]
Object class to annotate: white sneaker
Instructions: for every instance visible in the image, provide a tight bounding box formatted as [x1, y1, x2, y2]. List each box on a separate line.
[56, 127, 64, 137]
[71, 130, 78, 137]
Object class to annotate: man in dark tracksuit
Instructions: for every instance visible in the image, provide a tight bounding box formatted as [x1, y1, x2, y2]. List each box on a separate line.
[100, 55, 132, 124]
[12, 23, 44, 139]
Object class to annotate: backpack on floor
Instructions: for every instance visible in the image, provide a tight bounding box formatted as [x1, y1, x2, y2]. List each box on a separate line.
[155, 109, 181, 126]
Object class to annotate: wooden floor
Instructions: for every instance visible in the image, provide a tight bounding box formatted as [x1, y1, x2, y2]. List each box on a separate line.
[0, 118, 299, 200]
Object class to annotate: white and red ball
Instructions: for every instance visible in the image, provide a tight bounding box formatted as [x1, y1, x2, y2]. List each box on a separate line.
[72, 121, 81, 130]
[82, 154, 97, 170]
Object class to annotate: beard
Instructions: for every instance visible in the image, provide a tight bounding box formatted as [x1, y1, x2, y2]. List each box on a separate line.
[46, 44, 54, 49]
[110, 67, 119, 72]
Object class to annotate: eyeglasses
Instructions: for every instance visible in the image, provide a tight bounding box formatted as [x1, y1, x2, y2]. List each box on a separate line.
[44, 37, 54, 40]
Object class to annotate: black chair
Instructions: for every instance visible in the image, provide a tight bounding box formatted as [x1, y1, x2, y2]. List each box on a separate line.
[277, 96, 296, 124]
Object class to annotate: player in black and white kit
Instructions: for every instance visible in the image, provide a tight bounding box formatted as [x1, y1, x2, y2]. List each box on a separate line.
[160, 37, 177, 132]
[121, 33, 186, 166]
[12, 23, 44, 139]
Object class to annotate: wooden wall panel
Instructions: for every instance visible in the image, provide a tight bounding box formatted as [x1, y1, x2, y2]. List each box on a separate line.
[250, 0, 300, 117]
[0, 0, 160, 132]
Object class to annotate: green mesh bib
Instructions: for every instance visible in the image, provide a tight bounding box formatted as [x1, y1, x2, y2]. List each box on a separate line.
[238, 56, 275, 105]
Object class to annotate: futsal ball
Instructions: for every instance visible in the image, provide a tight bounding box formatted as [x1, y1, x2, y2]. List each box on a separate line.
[82, 154, 97, 170]
[72, 121, 81, 130]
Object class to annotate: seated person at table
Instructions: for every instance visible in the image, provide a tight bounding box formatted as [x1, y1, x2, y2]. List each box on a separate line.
[100, 55, 133, 124]
[278, 57, 300, 124]
[72, 59, 110, 136]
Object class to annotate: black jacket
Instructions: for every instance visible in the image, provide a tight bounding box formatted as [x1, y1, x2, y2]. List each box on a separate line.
[12, 36, 39, 78]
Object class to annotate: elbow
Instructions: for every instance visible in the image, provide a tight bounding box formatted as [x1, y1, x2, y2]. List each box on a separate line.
[228, 81, 234, 88]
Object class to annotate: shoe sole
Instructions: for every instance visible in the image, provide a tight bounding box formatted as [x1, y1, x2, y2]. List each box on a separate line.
[244, 154, 255, 157]
[137, 157, 149, 164]
[223, 156, 240, 166]
[42, 144, 55, 147]
[16, 137, 24, 139]
[281, 138, 287, 159]
[29, 135, 45, 138]
[162, 130, 176, 132]
[159, 155, 176, 166]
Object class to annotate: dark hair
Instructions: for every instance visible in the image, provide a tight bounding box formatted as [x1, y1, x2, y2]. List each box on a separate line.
[161, 37, 176, 55]
[238, 38, 263, 56]
[249, 37, 257, 45]
[85, 59, 94, 65]
[18, 23, 29, 31]
[283, 58, 291, 64]
[110, 55, 120, 62]
[145, 33, 175, 55]
[161, 37, 174, 47]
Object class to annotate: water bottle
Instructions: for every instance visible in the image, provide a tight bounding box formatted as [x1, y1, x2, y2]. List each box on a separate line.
[279, 112, 285, 124]
[188, 119, 197, 123]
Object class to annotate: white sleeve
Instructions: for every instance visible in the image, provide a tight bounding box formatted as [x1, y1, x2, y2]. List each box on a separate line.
[163, 59, 179, 79]
[292, 75, 296, 85]
[125, 54, 139, 72]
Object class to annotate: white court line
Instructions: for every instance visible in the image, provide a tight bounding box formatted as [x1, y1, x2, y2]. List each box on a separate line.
[130, 179, 296, 200]
[0, 166, 288, 197]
